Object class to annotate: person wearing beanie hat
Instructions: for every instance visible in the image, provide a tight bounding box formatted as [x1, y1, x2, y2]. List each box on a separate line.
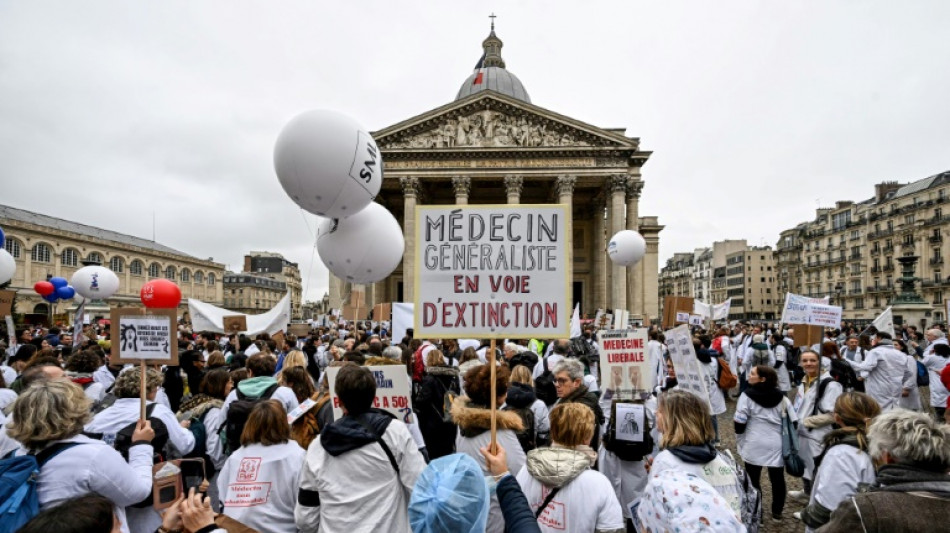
[636, 470, 746, 532]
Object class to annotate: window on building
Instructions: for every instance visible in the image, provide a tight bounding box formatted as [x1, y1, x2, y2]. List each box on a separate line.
[180, 269, 190, 283]
[87, 252, 102, 264]
[208, 273, 216, 285]
[110, 257, 124, 273]
[4, 238, 21, 259]
[905, 214, 915, 225]
[61, 248, 78, 267]
[165, 266, 175, 279]
[148, 263, 160, 277]
[31, 243, 52, 263]
[130, 260, 143, 275]
[195, 271, 204, 283]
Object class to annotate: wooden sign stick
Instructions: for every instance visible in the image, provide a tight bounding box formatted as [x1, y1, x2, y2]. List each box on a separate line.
[489, 338, 498, 454]
[139, 358, 147, 421]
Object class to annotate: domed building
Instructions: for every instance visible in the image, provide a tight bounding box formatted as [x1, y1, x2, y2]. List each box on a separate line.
[329, 24, 663, 323]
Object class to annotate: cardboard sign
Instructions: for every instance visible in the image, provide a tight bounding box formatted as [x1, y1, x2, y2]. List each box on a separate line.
[414, 204, 571, 339]
[288, 324, 311, 338]
[662, 296, 694, 329]
[342, 290, 367, 321]
[664, 325, 711, 408]
[598, 329, 651, 395]
[372, 303, 392, 322]
[223, 315, 247, 334]
[0, 289, 14, 317]
[272, 330, 285, 351]
[790, 324, 824, 348]
[326, 365, 413, 424]
[110, 308, 179, 365]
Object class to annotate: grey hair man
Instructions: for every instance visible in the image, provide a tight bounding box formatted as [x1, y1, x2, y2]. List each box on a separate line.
[552, 358, 604, 451]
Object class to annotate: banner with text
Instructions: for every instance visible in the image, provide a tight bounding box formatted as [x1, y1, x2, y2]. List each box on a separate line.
[780, 292, 833, 325]
[664, 325, 712, 408]
[326, 365, 413, 424]
[415, 204, 571, 339]
[598, 329, 650, 395]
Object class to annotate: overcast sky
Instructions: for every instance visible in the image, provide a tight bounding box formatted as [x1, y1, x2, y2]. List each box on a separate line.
[2, 1, 948, 303]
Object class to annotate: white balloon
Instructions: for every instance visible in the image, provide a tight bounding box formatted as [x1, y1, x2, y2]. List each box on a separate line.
[608, 230, 647, 266]
[0, 249, 15, 284]
[70, 265, 120, 299]
[274, 109, 383, 219]
[317, 202, 404, 284]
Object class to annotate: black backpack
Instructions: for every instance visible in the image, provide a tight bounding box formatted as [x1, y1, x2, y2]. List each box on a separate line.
[829, 358, 860, 391]
[501, 405, 536, 453]
[224, 383, 279, 454]
[534, 356, 557, 407]
[569, 336, 593, 359]
[602, 399, 653, 462]
[181, 407, 219, 478]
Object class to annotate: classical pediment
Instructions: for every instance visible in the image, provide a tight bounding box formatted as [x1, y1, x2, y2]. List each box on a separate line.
[373, 93, 638, 151]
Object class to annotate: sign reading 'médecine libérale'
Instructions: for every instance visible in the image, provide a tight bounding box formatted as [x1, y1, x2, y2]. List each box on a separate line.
[414, 205, 571, 339]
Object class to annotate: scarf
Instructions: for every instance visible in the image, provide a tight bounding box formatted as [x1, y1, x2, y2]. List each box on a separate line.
[744, 382, 784, 408]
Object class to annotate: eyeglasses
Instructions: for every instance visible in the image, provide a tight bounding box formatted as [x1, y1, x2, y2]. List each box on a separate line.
[554, 378, 573, 385]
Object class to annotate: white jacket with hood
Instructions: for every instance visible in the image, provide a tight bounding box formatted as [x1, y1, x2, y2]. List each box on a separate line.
[845, 340, 913, 411]
[516, 446, 625, 533]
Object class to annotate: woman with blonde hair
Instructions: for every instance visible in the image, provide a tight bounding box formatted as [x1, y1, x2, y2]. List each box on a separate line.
[798, 392, 880, 531]
[217, 400, 305, 533]
[649, 389, 745, 520]
[507, 364, 550, 448]
[515, 403, 624, 532]
[7, 380, 155, 533]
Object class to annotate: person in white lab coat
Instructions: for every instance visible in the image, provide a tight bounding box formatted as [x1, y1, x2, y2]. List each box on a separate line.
[788, 349, 842, 502]
[919, 330, 950, 419]
[893, 339, 922, 411]
[797, 392, 880, 531]
[218, 400, 305, 533]
[734, 365, 796, 522]
[845, 332, 913, 412]
[296, 365, 425, 533]
[7, 380, 155, 533]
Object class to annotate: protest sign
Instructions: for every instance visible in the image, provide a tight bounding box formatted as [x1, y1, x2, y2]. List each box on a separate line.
[790, 324, 824, 348]
[288, 323, 311, 337]
[414, 204, 571, 339]
[392, 303, 414, 343]
[614, 403, 646, 443]
[598, 329, 650, 395]
[693, 300, 713, 318]
[326, 365, 413, 424]
[0, 289, 14, 317]
[223, 315, 247, 334]
[780, 292, 831, 325]
[713, 298, 732, 320]
[662, 296, 694, 329]
[664, 325, 711, 408]
[110, 308, 179, 365]
[689, 314, 703, 326]
[805, 302, 843, 328]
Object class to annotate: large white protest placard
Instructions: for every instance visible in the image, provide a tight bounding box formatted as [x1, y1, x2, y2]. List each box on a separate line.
[806, 302, 843, 328]
[664, 325, 711, 408]
[111, 308, 179, 365]
[598, 329, 650, 395]
[326, 365, 413, 424]
[414, 205, 571, 339]
[780, 292, 831, 325]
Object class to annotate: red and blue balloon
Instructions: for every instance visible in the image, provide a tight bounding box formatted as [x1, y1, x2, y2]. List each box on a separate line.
[34, 276, 76, 303]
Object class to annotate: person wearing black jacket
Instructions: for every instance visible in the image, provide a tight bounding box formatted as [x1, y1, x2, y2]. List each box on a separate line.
[552, 358, 605, 453]
[414, 350, 461, 459]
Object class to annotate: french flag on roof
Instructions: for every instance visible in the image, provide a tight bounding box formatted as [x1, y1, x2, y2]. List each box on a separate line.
[473, 52, 486, 85]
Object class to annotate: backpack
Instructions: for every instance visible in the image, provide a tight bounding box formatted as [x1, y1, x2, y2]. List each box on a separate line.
[534, 356, 557, 406]
[787, 345, 802, 367]
[569, 336, 592, 359]
[716, 357, 738, 390]
[501, 405, 536, 453]
[224, 383, 279, 454]
[181, 405, 221, 478]
[916, 360, 930, 387]
[92, 383, 117, 415]
[602, 400, 653, 462]
[750, 346, 771, 367]
[291, 393, 332, 450]
[0, 443, 82, 533]
[810, 377, 835, 417]
[829, 358, 860, 391]
[718, 449, 762, 533]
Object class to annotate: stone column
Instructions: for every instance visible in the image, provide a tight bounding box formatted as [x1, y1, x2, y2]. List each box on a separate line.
[608, 175, 627, 312]
[626, 178, 644, 318]
[591, 195, 607, 312]
[452, 176, 471, 205]
[505, 175, 524, 204]
[400, 177, 420, 304]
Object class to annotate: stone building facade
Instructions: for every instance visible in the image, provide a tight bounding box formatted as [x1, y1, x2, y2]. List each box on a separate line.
[327, 27, 663, 322]
[242, 251, 301, 319]
[1, 204, 224, 320]
[222, 272, 287, 315]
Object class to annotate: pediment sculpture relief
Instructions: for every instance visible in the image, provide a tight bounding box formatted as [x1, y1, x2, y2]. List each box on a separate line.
[381, 109, 604, 149]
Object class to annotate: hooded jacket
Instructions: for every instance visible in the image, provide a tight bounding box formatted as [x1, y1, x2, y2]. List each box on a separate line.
[516, 447, 625, 533]
[221, 376, 299, 421]
[505, 382, 551, 443]
[295, 411, 426, 533]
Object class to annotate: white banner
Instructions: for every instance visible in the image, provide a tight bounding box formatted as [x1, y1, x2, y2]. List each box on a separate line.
[414, 204, 571, 339]
[713, 298, 732, 320]
[118, 315, 174, 361]
[693, 300, 713, 318]
[188, 293, 291, 336]
[689, 315, 703, 326]
[780, 292, 833, 325]
[664, 325, 711, 408]
[598, 329, 650, 395]
[872, 306, 896, 337]
[392, 302, 414, 343]
[326, 365, 413, 424]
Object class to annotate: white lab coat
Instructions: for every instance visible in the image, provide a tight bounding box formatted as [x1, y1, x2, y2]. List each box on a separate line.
[532, 353, 564, 380]
[516, 466, 625, 533]
[846, 343, 913, 411]
[774, 344, 792, 392]
[94, 365, 116, 389]
[900, 355, 922, 411]
[0, 388, 16, 411]
[794, 373, 842, 480]
[295, 420, 425, 533]
[650, 450, 744, 520]
[1, 364, 16, 386]
[25, 435, 153, 533]
[805, 443, 876, 533]
[701, 360, 727, 415]
[83, 381, 105, 404]
[734, 395, 796, 468]
[741, 346, 776, 377]
[597, 396, 657, 518]
[529, 398, 551, 436]
[218, 441, 305, 533]
[647, 340, 666, 391]
[920, 339, 950, 408]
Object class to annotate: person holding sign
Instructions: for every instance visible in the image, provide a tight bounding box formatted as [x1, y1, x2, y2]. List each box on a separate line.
[6, 380, 156, 533]
[295, 365, 425, 533]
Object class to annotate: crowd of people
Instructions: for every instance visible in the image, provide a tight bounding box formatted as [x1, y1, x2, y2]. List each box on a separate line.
[0, 318, 948, 533]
